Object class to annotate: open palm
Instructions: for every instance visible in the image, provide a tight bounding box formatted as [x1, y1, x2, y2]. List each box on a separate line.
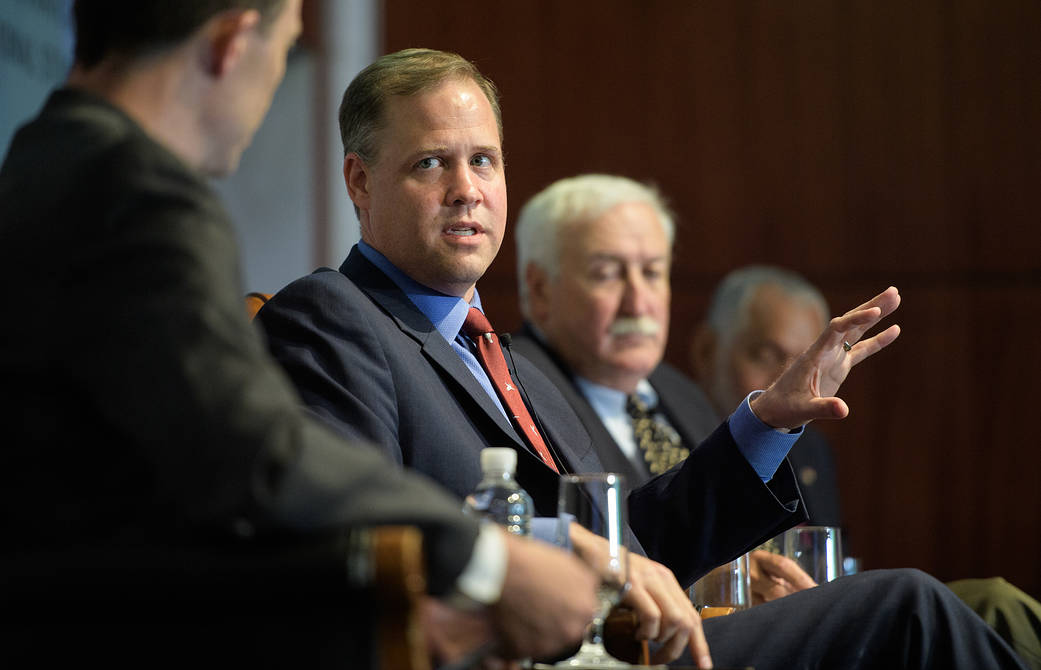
[751, 286, 902, 429]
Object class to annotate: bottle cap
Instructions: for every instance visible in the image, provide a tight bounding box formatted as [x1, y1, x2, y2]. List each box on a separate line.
[480, 447, 517, 475]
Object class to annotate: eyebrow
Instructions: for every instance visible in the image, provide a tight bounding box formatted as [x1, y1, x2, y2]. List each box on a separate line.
[586, 253, 670, 263]
[404, 145, 503, 162]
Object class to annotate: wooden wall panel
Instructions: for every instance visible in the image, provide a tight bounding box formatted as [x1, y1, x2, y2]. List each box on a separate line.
[383, 0, 1041, 598]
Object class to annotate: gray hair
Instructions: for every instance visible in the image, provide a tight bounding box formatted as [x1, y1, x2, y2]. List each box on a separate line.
[514, 174, 675, 318]
[706, 265, 830, 344]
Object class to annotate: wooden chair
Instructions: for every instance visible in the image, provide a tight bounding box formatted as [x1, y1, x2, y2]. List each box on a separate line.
[245, 291, 272, 319]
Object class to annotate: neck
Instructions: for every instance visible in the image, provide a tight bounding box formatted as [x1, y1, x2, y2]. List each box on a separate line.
[67, 53, 208, 171]
[579, 365, 644, 395]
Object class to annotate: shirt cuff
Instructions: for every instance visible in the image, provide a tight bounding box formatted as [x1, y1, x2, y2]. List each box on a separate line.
[445, 521, 508, 610]
[728, 390, 803, 482]
[531, 515, 572, 548]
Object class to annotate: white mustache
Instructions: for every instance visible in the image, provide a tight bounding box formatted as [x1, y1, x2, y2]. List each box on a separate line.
[608, 317, 661, 337]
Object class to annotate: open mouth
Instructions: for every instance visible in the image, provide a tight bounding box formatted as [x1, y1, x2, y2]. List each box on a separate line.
[444, 221, 483, 238]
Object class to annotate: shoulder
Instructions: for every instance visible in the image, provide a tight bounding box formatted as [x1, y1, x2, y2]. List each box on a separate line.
[3, 90, 217, 226]
[649, 361, 700, 393]
[259, 267, 379, 336]
[508, 328, 572, 384]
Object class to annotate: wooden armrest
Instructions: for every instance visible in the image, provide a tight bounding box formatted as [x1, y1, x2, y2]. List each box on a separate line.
[604, 605, 651, 665]
[369, 526, 430, 670]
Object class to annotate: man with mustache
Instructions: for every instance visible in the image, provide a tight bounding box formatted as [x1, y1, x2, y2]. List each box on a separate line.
[690, 264, 1041, 668]
[256, 52, 1026, 667]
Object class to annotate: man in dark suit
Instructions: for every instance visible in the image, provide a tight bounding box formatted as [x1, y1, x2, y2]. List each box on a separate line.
[690, 264, 1041, 668]
[690, 266, 844, 527]
[0, 4, 601, 667]
[257, 49, 1028, 668]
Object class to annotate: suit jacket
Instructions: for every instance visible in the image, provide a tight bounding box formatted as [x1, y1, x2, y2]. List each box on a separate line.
[258, 247, 806, 586]
[0, 90, 480, 662]
[784, 426, 843, 526]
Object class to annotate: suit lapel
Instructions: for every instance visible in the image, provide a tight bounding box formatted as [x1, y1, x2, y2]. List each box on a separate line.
[649, 364, 720, 450]
[511, 325, 647, 486]
[340, 249, 527, 452]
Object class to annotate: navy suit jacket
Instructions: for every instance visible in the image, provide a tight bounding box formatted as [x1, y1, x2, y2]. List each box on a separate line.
[258, 247, 805, 586]
[511, 325, 841, 527]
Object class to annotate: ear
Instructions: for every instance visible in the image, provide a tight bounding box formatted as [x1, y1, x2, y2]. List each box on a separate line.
[207, 9, 261, 77]
[525, 263, 553, 323]
[344, 153, 371, 212]
[689, 323, 717, 383]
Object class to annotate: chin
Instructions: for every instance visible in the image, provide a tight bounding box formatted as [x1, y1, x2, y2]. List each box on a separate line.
[202, 150, 242, 178]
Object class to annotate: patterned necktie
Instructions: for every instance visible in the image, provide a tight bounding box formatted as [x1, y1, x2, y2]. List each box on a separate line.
[626, 394, 689, 475]
[462, 308, 559, 473]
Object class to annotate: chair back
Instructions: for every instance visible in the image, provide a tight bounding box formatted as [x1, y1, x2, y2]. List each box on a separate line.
[245, 291, 272, 319]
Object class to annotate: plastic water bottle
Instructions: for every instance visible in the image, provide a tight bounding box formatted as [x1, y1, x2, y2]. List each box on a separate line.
[465, 447, 534, 537]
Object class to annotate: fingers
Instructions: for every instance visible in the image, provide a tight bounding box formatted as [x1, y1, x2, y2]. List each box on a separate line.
[623, 554, 711, 666]
[842, 286, 901, 320]
[622, 569, 662, 639]
[686, 616, 714, 669]
[755, 551, 816, 591]
[757, 578, 798, 602]
[748, 551, 816, 604]
[753, 286, 901, 428]
[847, 324, 901, 366]
[805, 396, 849, 421]
[828, 287, 901, 352]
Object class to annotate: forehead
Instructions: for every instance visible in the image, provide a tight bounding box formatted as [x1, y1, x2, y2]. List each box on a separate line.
[375, 78, 501, 154]
[560, 201, 670, 260]
[741, 286, 823, 347]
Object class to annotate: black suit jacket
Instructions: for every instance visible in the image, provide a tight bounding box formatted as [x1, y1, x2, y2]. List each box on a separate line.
[0, 90, 481, 664]
[258, 247, 805, 586]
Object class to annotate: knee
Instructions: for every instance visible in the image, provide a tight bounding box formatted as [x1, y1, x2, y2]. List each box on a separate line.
[857, 568, 953, 609]
[947, 577, 1017, 610]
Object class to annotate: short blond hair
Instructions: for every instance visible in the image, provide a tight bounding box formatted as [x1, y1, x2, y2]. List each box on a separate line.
[338, 48, 502, 162]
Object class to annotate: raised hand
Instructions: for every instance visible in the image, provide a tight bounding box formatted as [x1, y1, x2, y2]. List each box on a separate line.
[751, 286, 901, 429]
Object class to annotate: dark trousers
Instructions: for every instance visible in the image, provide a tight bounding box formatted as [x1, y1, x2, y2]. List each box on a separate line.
[700, 568, 1028, 670]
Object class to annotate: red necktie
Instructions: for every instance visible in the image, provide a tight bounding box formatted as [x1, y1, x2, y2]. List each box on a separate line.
[462, 307, 559, 473]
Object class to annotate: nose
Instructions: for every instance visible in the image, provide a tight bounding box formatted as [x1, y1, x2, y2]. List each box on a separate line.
[620, 266, 652, 315]
[444, 164, 481, 209]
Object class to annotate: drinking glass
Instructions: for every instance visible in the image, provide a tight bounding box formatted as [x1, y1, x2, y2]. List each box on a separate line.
[689, 552, 751, 618]
[782, 525, 844, 585]
[554, 473, 631, 668]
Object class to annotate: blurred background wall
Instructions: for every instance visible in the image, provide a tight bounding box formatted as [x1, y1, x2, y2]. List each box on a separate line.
[3, 0, 1038, 598]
